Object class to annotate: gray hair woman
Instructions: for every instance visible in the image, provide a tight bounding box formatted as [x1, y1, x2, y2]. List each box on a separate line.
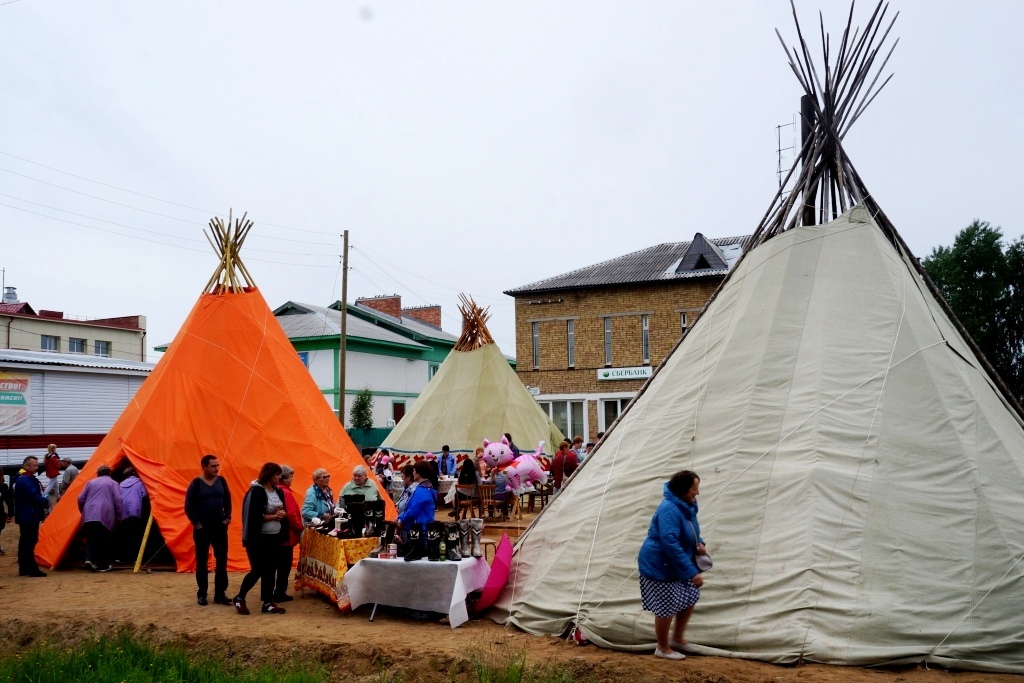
[301, 467, 335, 524]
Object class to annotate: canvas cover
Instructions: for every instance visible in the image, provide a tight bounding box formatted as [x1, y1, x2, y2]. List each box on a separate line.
[496, 206, 1024, 673]
[381, 342, 564, 457]
[37, 287, 393, 572]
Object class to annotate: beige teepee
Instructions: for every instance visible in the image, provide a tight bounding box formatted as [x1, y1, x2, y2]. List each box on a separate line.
[495, 3, 1024, 673]
[380, 294, 564, 458]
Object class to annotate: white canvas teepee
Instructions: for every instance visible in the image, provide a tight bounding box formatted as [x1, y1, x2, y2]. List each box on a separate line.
[495, 3, 1024, 673]
[380, 295, 564, 458]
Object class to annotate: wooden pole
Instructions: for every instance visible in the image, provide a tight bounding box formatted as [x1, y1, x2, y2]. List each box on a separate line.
[338, 230, 349, 426]
[133, 512, 154, 574]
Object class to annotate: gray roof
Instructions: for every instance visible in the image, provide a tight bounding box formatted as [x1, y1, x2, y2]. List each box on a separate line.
[275, 302, 429, 349]
[504, 234, 751, 295]
[348, 302, 459, 344]
[0, 349, 154, 373]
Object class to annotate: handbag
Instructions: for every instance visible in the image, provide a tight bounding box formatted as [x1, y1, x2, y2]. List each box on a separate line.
[688, 519, 712, 571]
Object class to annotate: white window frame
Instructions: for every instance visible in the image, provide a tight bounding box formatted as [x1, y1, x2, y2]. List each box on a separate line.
[603, 317, 612, 366]
[41, 335, 59, 352]
[681, 312, 689, 336]
[566, 319, 575, 368]
[641, 315, 650, 365]
[68, 337, 86, 354]
[531, 322, 540, 369]
[94, 340, 112, 357]
[428, 363, 439, 380]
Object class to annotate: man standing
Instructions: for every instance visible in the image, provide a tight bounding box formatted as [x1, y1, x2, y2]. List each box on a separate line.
[42, 443, 61, 511]
[57, 456, 79, 500]
[13, 456, 49, 577]
[77, 464, 123, 572]
[438, 445, 457, 478]
[184, 454, 232, 606]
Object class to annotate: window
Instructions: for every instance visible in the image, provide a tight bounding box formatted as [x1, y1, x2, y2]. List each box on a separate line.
[543, 400, 585, 441]
[602, 397, 633, 431]
[69, 337, 86, 354]
[95, 340, 112, 357]
[681, 312, 689, 336]
[603, 317, 612, 366]
[392, 400, 406, 424]
[428, 363, 439, 380]
[531, 322, 540, 369]
[566, 320, 575, 368]
[641, 315, 650, 365]
[41, 335, 59, 352]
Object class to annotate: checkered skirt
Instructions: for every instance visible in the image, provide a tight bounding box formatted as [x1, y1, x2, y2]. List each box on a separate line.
[639, 575, 700, 618]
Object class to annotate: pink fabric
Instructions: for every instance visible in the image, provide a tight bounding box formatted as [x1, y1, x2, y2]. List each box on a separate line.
[475, 533, 513, 612]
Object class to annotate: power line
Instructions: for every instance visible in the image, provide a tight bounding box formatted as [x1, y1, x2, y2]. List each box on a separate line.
[0, 150, 338, 235]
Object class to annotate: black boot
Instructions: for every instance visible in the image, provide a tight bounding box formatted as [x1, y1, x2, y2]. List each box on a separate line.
[364, 500, 384, 537]
[445, 523, 462, 561]
[370, 521, 396, 558]
[426, 522, 444, 561]
[343, 494, 365, 538]
[402, 526, 426, 561]
[374, 500, 386, 536]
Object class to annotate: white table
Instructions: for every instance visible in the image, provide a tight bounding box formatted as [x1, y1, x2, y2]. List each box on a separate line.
[345, 556, 490, 628]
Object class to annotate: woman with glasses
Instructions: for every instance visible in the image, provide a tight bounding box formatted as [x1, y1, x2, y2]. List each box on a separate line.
[301, 468, 335, 526]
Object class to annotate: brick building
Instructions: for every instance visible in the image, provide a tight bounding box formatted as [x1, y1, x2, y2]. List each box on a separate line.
[504, 233, 748, 442]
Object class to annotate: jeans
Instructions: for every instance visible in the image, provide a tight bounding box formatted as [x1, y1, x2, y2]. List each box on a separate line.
[193, 522, 229, 598]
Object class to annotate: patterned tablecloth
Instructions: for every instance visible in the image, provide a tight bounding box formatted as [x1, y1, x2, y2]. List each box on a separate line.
[296, 533, 380, 611]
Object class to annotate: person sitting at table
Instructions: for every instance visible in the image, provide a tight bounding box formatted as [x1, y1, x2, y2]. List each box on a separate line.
[492, 467, 511, 517]
[473, 446, 487, 479]
[301, 468, 335, 526]
[396, 461, 436, 559]
[340, 465, 380, 501]
[452, 457, 479, 519]
[394, 464, 417, 542]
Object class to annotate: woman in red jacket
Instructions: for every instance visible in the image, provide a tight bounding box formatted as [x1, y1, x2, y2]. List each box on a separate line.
[274, 465, 304, 603]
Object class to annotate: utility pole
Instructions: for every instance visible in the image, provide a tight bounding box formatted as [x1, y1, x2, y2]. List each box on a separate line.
[338, 230, 349, 426]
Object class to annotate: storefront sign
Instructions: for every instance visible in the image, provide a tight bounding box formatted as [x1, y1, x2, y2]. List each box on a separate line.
[0, 371, 30, 434]
[597, 366, 652, 381]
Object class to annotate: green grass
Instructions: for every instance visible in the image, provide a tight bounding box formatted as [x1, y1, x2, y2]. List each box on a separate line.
[0, 633, 579, 683]
[0, 632, 326, 683]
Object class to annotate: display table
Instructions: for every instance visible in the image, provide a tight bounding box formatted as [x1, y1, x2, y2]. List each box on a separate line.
[345, 556, 490, 628]
[296, 533, 379, 611]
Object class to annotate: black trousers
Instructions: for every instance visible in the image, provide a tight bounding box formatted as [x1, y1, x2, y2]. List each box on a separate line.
[239, 537, 276, 603]
[193, 523, 229, 599]
[18, 521, 40, 574]
[83, 520, 114, 569]
[116, 515, 144, 564]
[274, 544, 296, 600]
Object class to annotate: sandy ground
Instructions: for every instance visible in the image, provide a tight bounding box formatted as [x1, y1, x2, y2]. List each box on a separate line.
[0, 519, 1019, 683]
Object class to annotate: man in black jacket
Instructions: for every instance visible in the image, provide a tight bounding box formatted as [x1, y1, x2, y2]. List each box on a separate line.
[184, 454, 232, 606]
[13, 456, 49, 577]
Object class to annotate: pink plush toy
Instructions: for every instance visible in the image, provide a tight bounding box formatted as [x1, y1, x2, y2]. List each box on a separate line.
[482, 437, 548, 494]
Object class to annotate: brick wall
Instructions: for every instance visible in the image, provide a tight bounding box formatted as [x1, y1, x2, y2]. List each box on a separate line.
[356, 295, 402, 319]
[402, 305, 442, 328]
[512, 279, 721, 396]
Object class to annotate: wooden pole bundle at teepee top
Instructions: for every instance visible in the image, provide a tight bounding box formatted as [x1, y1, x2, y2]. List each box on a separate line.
[203, 209, 256, 294]
[453, 293, 495, 352]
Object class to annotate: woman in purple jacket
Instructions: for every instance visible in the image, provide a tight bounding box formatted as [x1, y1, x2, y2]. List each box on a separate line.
[77, 464, 123, 572]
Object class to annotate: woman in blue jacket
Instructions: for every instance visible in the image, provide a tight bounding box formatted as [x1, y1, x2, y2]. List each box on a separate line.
[397, 461, 436, 559]
[637, 470, 707, 660]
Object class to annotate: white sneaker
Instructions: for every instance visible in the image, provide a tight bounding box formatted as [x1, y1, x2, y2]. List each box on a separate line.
[654, 649, 685, 660]
[671, 641, 701, 654]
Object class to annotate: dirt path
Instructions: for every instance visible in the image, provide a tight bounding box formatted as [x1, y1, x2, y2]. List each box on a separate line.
[0, 523, 1017, 683]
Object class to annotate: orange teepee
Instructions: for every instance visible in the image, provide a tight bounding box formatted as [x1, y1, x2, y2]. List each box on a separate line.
[37, 212, 393, 571]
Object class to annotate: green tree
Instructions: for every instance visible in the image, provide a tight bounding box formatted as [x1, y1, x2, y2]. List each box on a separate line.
[349, 387, 374, 430]
[923, 220, 1023, 403]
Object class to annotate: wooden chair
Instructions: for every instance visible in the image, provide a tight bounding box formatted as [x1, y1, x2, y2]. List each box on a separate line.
[456, 485, 476, 519]
[476, 484, 505, 521]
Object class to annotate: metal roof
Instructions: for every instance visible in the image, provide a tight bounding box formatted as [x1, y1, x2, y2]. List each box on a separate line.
[504, 235, 751, 295]
[274, 302, 430, 349]
[0, 349, 155, 373]
[348, 302, 459, 344]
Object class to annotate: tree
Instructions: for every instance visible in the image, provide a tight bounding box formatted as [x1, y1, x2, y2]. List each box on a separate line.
[349, 387, 374, 430]
[923, 220, 1023, 403]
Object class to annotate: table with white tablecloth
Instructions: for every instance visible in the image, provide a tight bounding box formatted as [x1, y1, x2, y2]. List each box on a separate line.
[345, 556, 490, 628]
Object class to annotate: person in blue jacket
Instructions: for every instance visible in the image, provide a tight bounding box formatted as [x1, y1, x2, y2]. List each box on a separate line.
[637, 470, 707, 660]
[396, 461, 436, 558]
[13, 456, 50, 577]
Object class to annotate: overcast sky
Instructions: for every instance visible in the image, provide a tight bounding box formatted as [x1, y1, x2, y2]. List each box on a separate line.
[2, 1, 1021, 361]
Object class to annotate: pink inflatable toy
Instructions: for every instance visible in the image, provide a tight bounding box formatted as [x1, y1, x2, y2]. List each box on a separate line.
[481, 437, 548, 494]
